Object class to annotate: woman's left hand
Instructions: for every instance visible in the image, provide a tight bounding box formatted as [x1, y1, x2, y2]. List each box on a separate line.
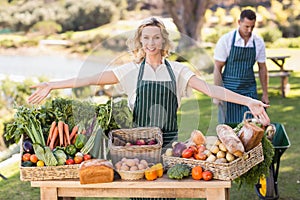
[247, 99, 270, 126]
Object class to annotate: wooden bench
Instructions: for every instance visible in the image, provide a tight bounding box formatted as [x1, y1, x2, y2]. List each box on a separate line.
[31, 176, 231, 200]
[255, 70, 293, 98]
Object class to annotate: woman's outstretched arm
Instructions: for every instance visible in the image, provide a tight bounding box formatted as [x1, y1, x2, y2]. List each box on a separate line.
[188, 76, 270, 125]
[28, 71, 118, 104]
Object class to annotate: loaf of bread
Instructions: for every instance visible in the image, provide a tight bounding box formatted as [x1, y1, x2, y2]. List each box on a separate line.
[216, 124, 245, 157]
[79, 159, 114, 184]
[238, 122, 264, 151]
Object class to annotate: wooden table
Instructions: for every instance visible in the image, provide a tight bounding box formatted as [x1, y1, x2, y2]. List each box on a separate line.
[267, 55, 291, 71]
[31, 176, 231, 200]
[266, 55, 292, 97]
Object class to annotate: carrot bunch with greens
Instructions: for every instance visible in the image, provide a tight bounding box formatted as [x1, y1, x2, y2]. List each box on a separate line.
[47, 120, 81, 150]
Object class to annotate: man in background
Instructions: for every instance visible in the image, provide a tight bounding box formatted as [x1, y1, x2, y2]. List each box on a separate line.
[213, 9, 269, 124]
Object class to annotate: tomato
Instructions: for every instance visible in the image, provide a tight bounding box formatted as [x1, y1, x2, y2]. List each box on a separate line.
[83, 154, 92, 161]
[145, 168, 158, 181]
[66, 158, 75, 165]
[30, 154, 38, 163]
[181, 148, 193, 158]
[194, 152, 207, 160]
[74, 156, 83, 164]
[197, 145, 206, 152]
[22, 153, 31, 162]
[202, 170, 213, 181]
[191, 166, 203, 180]
[188, 145, 198, 154]
[36, 160, 45, 167]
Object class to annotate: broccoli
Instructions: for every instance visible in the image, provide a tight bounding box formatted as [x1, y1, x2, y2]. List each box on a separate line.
[167, 164, 191, 180]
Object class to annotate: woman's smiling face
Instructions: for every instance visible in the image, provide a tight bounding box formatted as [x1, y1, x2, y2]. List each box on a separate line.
[140, 26, 164, 56]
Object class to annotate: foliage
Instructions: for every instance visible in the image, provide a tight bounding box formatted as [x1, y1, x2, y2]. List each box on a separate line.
[259, 27, 282, 44]
[30, 20, 62, 36]
[0, 0, 118, 33]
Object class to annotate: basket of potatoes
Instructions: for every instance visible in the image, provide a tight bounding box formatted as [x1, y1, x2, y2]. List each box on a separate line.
[114, 157, 149, 180]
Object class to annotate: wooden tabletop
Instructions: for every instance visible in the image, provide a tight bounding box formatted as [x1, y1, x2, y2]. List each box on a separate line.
[31, 176, 231, 200]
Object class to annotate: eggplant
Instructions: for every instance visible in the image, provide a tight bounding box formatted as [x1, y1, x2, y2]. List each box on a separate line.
[172, 142, 187, 157]
[23, 140, 33, 154]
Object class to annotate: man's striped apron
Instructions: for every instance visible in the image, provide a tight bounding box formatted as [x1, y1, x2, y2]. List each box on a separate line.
[131, 59, 178, 200]
[219, 30, 258, 124]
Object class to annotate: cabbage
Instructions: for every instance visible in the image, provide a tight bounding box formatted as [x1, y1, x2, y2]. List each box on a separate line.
[53, 149, 67, 166]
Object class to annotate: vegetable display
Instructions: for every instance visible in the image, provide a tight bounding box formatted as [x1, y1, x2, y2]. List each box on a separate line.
[5, 97, 133, 167]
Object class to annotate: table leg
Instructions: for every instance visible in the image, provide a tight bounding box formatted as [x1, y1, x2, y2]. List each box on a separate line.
[206, 188, 229, 200]
[40, 187, 58, 200]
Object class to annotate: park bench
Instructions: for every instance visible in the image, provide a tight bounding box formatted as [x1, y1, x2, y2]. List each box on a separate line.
[255, 69, 293, 98]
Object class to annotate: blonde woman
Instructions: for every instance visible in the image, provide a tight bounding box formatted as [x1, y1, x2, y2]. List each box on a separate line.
[29, 17, 269, 199]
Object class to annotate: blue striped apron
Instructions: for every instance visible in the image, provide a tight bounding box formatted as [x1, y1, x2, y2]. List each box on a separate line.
[219, 30, 258, 124]
[131, 59, 177, 200]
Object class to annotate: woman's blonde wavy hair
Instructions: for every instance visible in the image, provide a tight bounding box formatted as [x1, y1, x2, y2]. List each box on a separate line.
[126, 17, 173, 63]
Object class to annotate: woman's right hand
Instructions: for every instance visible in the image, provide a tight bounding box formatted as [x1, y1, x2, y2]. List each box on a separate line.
[28, 82, 52, 104]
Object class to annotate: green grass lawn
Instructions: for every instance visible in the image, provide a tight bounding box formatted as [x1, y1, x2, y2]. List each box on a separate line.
[0, 72, 299, 200]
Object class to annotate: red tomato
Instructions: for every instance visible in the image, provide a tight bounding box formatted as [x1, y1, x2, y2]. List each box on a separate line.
[22, 153, 31, 162]
[74, 156, 83, 164]
[83, 154, 92, 161]
[197, 145, 206, 152]
[66, 158, 75, 165]
[202, 170, 213, 181]
[188, 145, 198, 154]
[194, 152, 207, 160]
[30, 154, 38, 163]
[191, 166, 203, 180]
[181, 148, 193, 158]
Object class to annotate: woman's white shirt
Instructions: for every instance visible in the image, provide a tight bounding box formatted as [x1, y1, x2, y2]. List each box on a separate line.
[112, 60, 195, 110]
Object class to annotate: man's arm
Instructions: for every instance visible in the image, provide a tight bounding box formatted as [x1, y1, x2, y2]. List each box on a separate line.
[257, 62, 269, 104]
[213, 60, 226, 105]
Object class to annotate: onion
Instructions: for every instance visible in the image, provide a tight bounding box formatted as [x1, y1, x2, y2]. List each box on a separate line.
[191, 130, 206, 145]
[172, 142, 187, 157]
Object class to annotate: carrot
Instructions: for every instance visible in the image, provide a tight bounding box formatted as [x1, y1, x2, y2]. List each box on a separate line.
[58, 121, 64, 146]
[71, 134, 77, 145]
[47, 121, 56, 146]
[69, 125, 78, 142]
[64, 123, 71, 146]
[49, 127, 59, 150]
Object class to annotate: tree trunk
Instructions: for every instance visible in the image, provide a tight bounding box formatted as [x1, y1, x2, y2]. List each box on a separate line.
[164, 0, 216, 50]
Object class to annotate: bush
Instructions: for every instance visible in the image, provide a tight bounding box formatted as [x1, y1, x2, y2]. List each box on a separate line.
[30, 20, 62, 35]
[272, 37, 300, 48]
[259, 27, 282, 43]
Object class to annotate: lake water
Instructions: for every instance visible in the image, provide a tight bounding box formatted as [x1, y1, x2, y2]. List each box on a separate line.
[0, 54, 106, 82]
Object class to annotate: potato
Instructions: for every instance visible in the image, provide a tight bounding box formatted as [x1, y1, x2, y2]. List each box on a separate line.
[140, 159, 148, 167]
[130, 166, 138, 171]
[115, 161, 122, 170]
[120, 165, 130, 171]
[226, 152, 235, 162]
[210, 145, 219, 154]
[125, 159, 136, 167]
[138, 163, 146, 170]
[219, 143, 227, 152]
[165, 148, 173, 156]
[206, 154, 216, 162]
[203, 149, 212, 157]
[216, 151, 226, 159]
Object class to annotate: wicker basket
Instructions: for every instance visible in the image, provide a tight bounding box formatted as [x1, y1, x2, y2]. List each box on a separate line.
[108, 127, 163, 165]
[117, 169, 146, 180]
[162, 142, 264, 181]
[20, 136, 80, 181]
[20, 164, 80, 181]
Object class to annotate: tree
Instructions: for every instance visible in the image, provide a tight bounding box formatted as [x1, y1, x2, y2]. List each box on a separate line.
[164, 0, 216, 49]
